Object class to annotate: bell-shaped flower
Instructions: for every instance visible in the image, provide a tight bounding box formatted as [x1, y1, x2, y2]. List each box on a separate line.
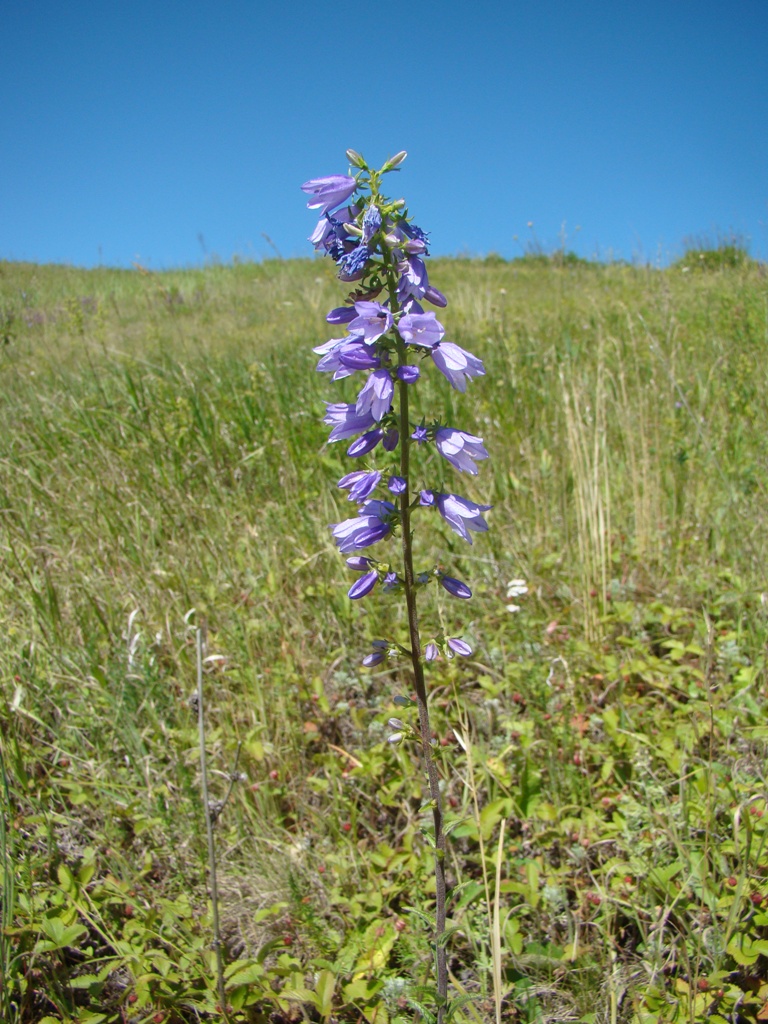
[435, 428, 489, 475]
[324, 403, 377, 442]
[331, 500, 396, 553]
[356, 369, 394, 421]
[348, 301, 393, 344]
[397, 312, 445, 349]
[428, 492, 492, 544]
[436, 428, 489, 475]
[308, 205, 355, 252]
[302, 175, 357, 213]
[338, 470, 382, 502]
[431, 342, 486, 392]
[396, 255, 429, 302]
[316, 339, 380, 379]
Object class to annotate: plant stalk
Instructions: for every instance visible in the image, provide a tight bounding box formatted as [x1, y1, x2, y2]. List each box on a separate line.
[386, 259, 448, 1018]
[196, 626, 229, 1020]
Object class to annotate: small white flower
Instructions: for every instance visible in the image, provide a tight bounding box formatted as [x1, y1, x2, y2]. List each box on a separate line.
[506, 578, 528, 598]
[506, 578, 528, 613]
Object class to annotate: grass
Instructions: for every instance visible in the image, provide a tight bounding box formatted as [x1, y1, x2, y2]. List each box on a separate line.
[1, 250, 768, 1023]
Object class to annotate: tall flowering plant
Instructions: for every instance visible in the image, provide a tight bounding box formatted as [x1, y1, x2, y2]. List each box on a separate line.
[303, 151, 490, 1019]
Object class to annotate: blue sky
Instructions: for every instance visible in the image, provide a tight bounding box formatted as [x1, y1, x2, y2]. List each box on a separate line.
[2, 1, 766, 267]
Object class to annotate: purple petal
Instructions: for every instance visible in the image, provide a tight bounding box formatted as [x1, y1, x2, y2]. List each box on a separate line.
[439, 575, 472, 599]
[326, 306, 357, 324]
[382, 428, 399, 452]
[302, 175, 357, 213]
[447, 638, 472, 657]
[346, 555, 373, 571]
[397, 364, 421, 383]
[431, 342, 486, 393]
[347, 428, 384, 458]
[397, 312, 445, 349]
[363, 651, 385, 667]
[348, 570, 378, 600]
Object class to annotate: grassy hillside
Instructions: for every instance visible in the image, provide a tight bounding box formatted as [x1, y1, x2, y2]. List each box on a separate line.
[1, 253, 768, 1023]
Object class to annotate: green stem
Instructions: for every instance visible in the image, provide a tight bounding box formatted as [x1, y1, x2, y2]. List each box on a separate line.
[383, 255, 448, 1019]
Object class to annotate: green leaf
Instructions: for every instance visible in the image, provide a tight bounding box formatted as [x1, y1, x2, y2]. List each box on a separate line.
[69, 973, 103, 989]
[226, 962, 265, 987]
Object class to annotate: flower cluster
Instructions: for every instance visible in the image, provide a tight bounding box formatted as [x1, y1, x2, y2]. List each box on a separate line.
[302, 151, 490, 664]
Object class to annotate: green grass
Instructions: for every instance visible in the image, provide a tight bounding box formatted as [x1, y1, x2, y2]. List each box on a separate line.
[1, 252, 768, 1023]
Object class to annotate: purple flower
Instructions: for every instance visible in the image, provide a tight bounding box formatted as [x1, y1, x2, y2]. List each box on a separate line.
[326, 306, 357, 325]
[424, 285, 448, 308]
[382, 427, 399, 451]
[347, 428, 385, 457]
[338, 470, 382, 502]
[316, 339, 380, 378]
[411, 425, 428, 444]
[346, 555, 374, 571]
[397, 365, 421, 383]
[419, 489, 436, 507]
[362, 205, 382, 244]
[348, 301, 393, 344]
[447, 638, 472, 657]
[348, 570, 378, 600]
[302, 175, 357, 212]
[435, 428, 489, 475]
[338, 244, 372, 281]
[331, 500, 395, 553]
[382, 571, 401, 592]
[363, 641, 387, 667]
[338, 341, 382, 371]
[424, 642, 439, 662]
[309, 207, 357, 255]
[396, 255, 429, 302]
[403, 221, 430, 254]
[397, 312, 445, 349]
[431, 342, 486, 392]
[313, 335, 347, 356]
[324, 403, 377, 442]
[433, 492, 492, 544]
[356, 369, 394, 421]
[388, 476, 406, 495]
[439, 574, 472, 599]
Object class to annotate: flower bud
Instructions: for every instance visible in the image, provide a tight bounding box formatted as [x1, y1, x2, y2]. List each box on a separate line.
[387, 732, 404, 745]
[346, 149, 367, 169]
[383, 151, 407, 171]
[388, 718, 406, 730]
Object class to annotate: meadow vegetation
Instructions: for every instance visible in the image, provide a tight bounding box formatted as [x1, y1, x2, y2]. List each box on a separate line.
[1, 248, 767, 1023]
